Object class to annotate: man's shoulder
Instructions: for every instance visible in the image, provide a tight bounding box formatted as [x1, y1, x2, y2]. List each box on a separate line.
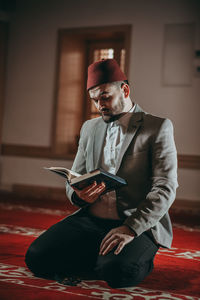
[134, 104, 173, 132]
[82, 116, 102, 128]
[140, 113, 174, 139]
[80, 116, 103, 135]
[144, 113, 173, 127]
[134, 104, 172, 125]
[144, 112, 166, 123]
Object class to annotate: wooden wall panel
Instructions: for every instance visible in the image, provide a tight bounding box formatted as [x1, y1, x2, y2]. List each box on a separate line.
[0, 22, 9, 149]
[1, 144, 200, 170]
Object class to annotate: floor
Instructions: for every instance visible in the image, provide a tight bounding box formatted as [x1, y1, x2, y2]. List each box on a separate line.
[0, 195, 200, 300]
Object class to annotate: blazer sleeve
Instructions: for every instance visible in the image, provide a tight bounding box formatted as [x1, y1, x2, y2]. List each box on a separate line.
[65, 121, 89, 208]
[124, 118, 178, 236]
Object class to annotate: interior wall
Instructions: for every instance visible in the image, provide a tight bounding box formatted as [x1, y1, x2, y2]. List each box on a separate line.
[0, 0, 200, 202]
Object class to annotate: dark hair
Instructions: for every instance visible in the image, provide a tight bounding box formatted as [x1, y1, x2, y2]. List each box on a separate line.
[123, 80, 129, 85]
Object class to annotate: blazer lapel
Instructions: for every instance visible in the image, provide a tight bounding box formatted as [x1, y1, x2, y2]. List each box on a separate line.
[91, 104, 144, 171]
[93, 119, 108, 169]
[115, 108, 144, 174]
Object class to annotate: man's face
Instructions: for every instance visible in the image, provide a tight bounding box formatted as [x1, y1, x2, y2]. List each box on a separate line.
[89, 83, 126, 123]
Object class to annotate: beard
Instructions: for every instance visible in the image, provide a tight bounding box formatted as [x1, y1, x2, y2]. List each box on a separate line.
[101, 96, 125, 123]
[101, 113, 122, 123]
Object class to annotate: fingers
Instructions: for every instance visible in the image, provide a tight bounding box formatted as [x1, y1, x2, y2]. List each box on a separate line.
[73, 181, 106, 203]
[100, 235, 119, 256]
[86, 185, 105, 203]
[86, 182, 106, 202]
[100, 230, 121, 256]
[73, 181, 97, 194]
[114, 241, 125, 255]
[100, 235, 126, 256]
[88, 182, 105, 197]
[99, 226, 135, 256]
[99, 230, 113, 251]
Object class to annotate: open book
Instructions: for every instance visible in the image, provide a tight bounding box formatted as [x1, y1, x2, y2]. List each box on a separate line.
[44, 167, 127, 192]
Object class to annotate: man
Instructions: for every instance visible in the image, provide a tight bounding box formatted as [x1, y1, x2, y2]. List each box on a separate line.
[25, 59, 178, 288]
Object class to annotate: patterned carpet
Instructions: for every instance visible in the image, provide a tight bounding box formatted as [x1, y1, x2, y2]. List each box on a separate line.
[0, 196, 200, 300]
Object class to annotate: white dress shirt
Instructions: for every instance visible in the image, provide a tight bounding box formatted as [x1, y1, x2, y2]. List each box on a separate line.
[89, 104, 135, 219]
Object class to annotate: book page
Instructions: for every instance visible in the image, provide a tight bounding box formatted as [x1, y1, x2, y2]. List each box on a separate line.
[44, 167, 81, 181]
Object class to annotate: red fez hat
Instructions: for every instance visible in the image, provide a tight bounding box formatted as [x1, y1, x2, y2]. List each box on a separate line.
[87, 59, 127, 90]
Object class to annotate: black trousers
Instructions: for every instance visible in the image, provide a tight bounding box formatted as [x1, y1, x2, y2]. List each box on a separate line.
[25, 208, 159, 288]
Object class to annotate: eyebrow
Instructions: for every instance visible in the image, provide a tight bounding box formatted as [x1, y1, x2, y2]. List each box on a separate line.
[100, 91, 109, 95]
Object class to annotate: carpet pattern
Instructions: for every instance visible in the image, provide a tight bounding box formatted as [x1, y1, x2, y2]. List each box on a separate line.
[0, 197, 200, 300]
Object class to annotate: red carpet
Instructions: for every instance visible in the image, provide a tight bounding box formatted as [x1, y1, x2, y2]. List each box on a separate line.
[0, 196, 200, 300]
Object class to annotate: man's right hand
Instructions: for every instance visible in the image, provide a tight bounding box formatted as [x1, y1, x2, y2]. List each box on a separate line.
[72, 181, 106, 203]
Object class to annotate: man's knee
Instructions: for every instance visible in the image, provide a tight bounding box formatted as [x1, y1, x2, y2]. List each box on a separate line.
[25, 243, 51, 277]
[96, 259, 153, 288]
[25, 244, 40, 272]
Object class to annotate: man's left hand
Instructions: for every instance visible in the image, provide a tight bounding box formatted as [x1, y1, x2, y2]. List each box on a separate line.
[99, 225, 135, 256]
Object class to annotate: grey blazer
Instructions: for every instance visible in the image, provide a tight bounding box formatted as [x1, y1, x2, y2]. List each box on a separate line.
[66, 104, 178, 248]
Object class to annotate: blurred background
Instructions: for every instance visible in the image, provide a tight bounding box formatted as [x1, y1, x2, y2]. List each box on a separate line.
[0, 0, 199, 211]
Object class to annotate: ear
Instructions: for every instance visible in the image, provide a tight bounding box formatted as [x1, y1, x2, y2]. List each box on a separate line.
[121, 83, 130, 98]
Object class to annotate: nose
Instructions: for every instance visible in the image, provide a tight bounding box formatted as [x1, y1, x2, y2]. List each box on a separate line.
[97, 99, 106, 111]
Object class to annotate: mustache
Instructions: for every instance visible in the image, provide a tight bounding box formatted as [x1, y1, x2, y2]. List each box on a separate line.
[100, 108, 110, 113]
